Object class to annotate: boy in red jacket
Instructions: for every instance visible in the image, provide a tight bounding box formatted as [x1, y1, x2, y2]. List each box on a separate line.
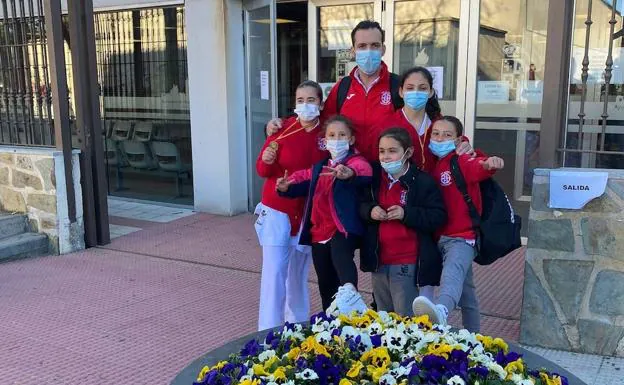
[412, 116, 504, 332]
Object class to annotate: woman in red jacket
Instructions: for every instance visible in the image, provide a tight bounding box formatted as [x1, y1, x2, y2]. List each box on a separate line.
[365, 67, 473, 173]
[254, 80, 327, 331]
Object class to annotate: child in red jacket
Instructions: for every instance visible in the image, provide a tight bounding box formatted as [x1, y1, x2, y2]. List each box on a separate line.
[255, 80, 327, 331]
[412, 116, 504, 332]
[277, 115, 372, 316]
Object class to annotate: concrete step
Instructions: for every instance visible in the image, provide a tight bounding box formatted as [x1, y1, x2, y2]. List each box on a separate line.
[0, 232, 48, 261]
[0, 213, 28, 241]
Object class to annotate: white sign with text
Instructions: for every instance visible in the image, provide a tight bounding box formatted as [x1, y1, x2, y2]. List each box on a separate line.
[549, 170, 609, 209]
[426, 66, 444, 100]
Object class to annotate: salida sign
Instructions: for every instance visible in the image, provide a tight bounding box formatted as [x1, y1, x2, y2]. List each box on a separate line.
[549, 170, 608, 209]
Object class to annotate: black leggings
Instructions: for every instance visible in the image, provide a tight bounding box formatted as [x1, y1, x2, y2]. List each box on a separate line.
[311, 232, 360, 310]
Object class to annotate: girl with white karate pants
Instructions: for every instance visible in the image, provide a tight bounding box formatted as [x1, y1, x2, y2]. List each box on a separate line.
[255, 81, 327, 331]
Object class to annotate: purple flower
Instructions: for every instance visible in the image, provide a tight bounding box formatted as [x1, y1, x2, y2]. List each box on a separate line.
[193, 369, 218, 385]
[240, 339, 262, 358]
[310, 312, 333, 324]
[221, 363, 236, 374]
[468, 365, 489, 378]
[313, 355, 341, 385]
[296, 356, 308, 369]
[265, 330, 280, 349]
[331, 328, 341, 337]
[371, 334, 382, 347]
[495, 349, 522, 366]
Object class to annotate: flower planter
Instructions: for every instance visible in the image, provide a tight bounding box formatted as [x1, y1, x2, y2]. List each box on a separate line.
[171, 312, 587, 385]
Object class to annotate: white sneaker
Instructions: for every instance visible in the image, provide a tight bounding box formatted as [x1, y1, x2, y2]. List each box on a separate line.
[412, 296, 448, 326]
[326, 283, 368, 316]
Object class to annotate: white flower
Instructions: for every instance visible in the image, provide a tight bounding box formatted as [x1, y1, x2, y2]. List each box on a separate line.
[329, 318, 341, 330]
[447, 375, 466, 385]
[486, 362, 507, 380]
[258, 349, 276, 362]
[377, 311, 393, 325]
[351, 332, 373, 354]
[389, 365, 409, 378]
[315, 331, 332, 344]
[510, 374, 534, 385]
[383, 328, 408, 351]
[312, 320, 329, 333]
[379, 373, 397, 385]
[284, 381, 295, 385]
[266, 382, 278, 385]
[341, 326, 358, 341]
[295, 369, 319, 380]
[282, 327, 305, 341]
[368, 322, 383, 335]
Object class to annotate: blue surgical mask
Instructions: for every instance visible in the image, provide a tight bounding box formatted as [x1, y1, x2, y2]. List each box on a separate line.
[355, 50, 382, 75]
[381, 153, 407, 175]
[429, 140, 456, 158]
[403, 90, 429, 111]
[325, 139, 350, 161]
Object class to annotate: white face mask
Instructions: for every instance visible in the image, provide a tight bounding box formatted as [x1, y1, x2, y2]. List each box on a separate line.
[325, 139, 350, 161]
[294, 103, 320, 122]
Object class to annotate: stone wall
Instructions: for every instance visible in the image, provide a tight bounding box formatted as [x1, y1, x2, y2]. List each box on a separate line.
[521, 168, 624, 357]
[0, 146, 84, 254]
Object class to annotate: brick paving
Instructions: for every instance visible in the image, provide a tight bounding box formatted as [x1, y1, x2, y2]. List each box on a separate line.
[0, 212, 524, 385]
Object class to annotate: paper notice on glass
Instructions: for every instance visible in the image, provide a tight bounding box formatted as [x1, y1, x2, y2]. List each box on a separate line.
[549, 170, 608, 209]
[516, 80, 543, 104]
[477, 81, 509, 104]
[570, 47, 624, 84]
[426, 66, 444, 99]
[260, 71, 269, 100]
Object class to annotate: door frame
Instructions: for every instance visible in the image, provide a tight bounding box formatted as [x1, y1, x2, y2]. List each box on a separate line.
[243, 0, 278, 209]
[307, 0, 383, 82]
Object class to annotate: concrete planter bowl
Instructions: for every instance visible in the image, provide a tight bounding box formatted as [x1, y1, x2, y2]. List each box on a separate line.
[171, 328, 586, 385]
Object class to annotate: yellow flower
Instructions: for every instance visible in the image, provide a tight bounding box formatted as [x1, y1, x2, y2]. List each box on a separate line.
[346, 360, 364, 378]
[196, 365, 210, 382]
[504, 358, 524, 377]
[411, 314, 433, 329]
[339, 379, 355, 385]
[361, 347, 391, 368]
[211, 361, 228, 370]
[263, 355, 279, 370]
[240, 379, 261, 385]
[367, 364, 389, 383]
[427, 343, 453, 359]
[365, 309, 381, 321]
[492, 337, 509, 353]
[301, 336, 331, 357]
[253, 364, 268, 376]
[272, 367, 287, 382]
[286, 347, 301, 360]
[540, 373, 563, 385]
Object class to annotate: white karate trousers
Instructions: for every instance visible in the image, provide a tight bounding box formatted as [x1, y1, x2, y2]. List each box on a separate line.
[255, 203, 311, 331]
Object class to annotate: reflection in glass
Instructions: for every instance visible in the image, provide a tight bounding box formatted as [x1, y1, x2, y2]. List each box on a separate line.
[474, 0, 549, 236]
[566, 0, 624, 169]
[94, 6, 192, 204]
[317, 3, 374, 91]
[393, 0, 461, 100]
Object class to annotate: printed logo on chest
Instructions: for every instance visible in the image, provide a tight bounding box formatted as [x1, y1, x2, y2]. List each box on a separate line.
[380, 91, 392, 106]
[440, 171, 453, 187]
[318, 137, 326, 151]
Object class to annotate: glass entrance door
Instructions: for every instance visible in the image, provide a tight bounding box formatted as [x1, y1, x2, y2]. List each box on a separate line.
[244, 0, 277, 209]
[308, 0, 382, 98]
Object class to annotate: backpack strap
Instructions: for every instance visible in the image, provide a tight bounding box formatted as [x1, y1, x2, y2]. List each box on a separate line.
[336, 76, 352, 114]
[389, 73, 404, 111]
[449, 155, 481, 231]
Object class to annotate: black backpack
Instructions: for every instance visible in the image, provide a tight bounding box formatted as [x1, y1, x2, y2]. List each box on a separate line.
[336, 73, 404, 113]
[449, 155, 522, 265]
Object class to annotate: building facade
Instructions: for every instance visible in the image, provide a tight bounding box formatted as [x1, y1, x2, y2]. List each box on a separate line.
[1, 0, 623, 236]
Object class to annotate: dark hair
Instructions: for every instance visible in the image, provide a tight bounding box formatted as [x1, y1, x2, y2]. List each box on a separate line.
[400, 66, 442, 119]
[351, 20, 385, 46]
[297, 80, 323, 101]
[379, 127, 412, 151]
[324, 115, 354, 135]
[438, 115, 464, 137]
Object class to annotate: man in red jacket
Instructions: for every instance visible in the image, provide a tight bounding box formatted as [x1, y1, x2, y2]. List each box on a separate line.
[266, 20, 399, 156]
